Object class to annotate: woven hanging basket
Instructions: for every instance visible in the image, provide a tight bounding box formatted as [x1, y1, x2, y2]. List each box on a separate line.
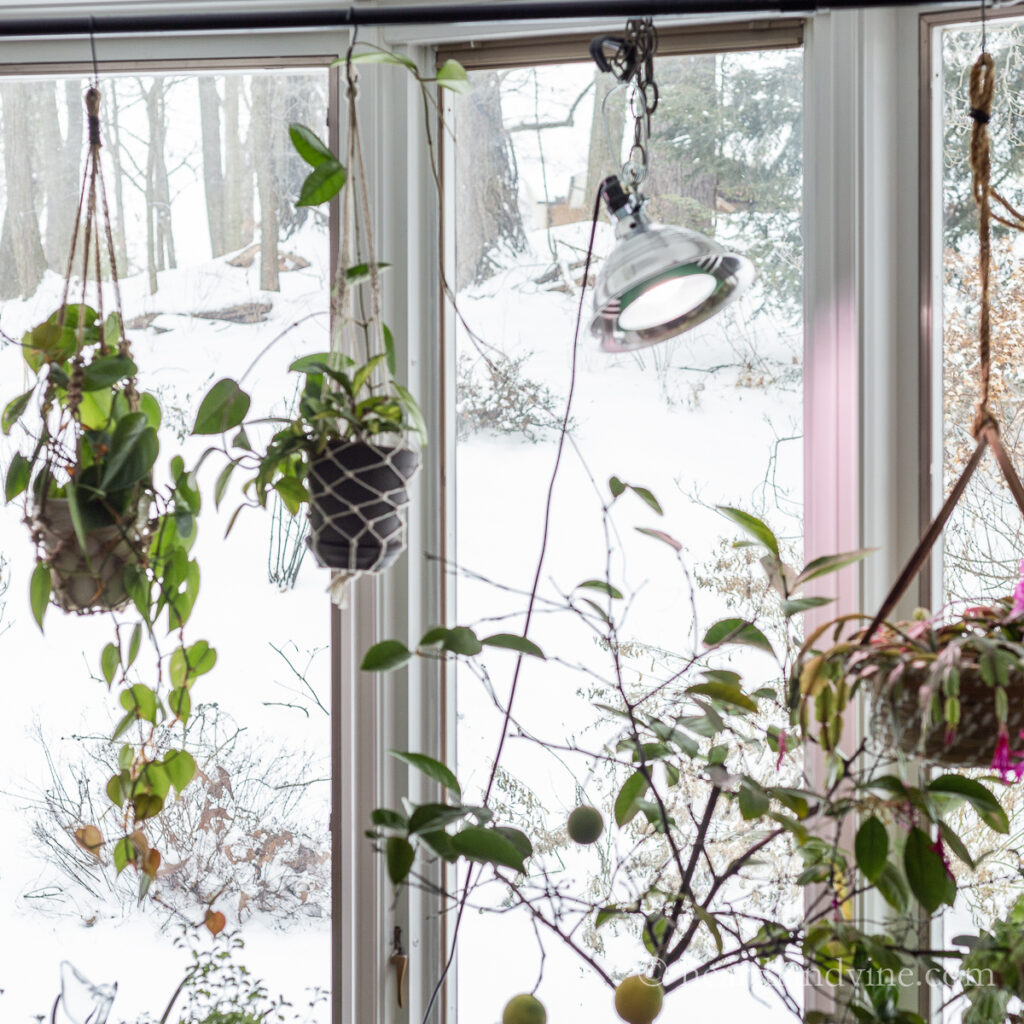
[30, 498, 150, 614]
[306, 439, 420, 572]
[873, 664, 1024, 768]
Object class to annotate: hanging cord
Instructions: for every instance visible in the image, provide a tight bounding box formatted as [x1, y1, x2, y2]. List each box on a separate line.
[859, 48, 1024, 644]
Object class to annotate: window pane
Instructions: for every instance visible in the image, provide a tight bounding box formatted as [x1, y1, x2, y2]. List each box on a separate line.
[939, 18, 1024, 1023]
[453, 48, 803, 1021]
[0, 69, 331, 1022]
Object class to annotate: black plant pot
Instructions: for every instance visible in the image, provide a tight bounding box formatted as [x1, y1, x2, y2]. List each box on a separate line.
[306, 439, 420, 573]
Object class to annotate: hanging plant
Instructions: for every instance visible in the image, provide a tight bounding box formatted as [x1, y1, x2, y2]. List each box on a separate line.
[796, 52, 1024, 775]
[1, 85, 208, 901]
[192, 47, 469, 599]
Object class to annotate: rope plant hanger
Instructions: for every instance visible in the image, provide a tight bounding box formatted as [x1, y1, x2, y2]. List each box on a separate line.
[797, 29, 1024, 772]
[304, 59, 421, 604]
[22, 78, 152, 614]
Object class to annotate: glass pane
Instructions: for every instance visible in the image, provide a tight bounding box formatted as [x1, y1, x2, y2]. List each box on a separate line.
[0, 70, 331, 1022]
[453, 48, 803, 1021]
[939, 17, 1024, 1024]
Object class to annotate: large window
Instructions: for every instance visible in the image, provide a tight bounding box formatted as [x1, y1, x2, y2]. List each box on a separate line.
[450, 41, 803, 1021]
[0, 66, 332, 1021]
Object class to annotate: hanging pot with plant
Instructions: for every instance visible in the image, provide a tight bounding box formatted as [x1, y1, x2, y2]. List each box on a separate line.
[795, 52, 1024, 774]
[3, 88, 160, 618]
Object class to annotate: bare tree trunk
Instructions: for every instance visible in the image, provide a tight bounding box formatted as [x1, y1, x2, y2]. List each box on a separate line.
[251, 75, 280, 292]
[105, 80, 130, 274]
[454, 72, 527, 290]
[585, 70, 626, 209]
[36, 80, 83, 272]
[223, 76, 252, 252]
[198, 77, 227, 256]
[143, 79, 176, 293]
[0, 82, 47, 298]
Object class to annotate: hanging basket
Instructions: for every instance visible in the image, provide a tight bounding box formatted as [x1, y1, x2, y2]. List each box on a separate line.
[29, 497, 150, 614]
[873, 663, 1024, 768]
[306, 439, 420, 573]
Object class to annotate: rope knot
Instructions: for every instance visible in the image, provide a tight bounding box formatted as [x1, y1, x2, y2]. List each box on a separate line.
[85, 87, 102, 147]
[972, 407, 999, 441]
[970, 107, 990, 124]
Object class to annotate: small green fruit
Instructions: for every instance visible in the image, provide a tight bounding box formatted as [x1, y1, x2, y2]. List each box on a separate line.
[567, 804, 605, 845]
[502, 992, 546, 1024]
[614, 975, 664, 1024]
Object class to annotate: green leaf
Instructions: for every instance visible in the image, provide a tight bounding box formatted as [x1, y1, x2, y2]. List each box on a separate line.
[394, 383, 428, 444]
[492, 826, 533, 862]
[442, 626, 482, 656]
[386, 836, 415, 885]
[716, 506, 779, 555]
[435, 59, 473, 94]
[163, 750, 197, 793]
[939, 822, 975, 868]
[614, 771, 649, 827]
[686, 681, 757, 713]
[2, 389, 32, 434]
[101, 642, 120, 686]
[192, 379, 251, 435]
[576, 579, 623, 600]
[127, 623, 142, 668]
[389, 750, 462, 798]
[30, 562, 50, 630]
[738, 780, 770, 819]
[344, 262, 391, 285]
[99, 413, 159, 491]
[703, 618, 774, 655]
[694, 905, 724, 955]
[5, 452, 30, 500]
[609, 476, 626, 498]
[120, 684, 159, 725]
[370, 808, 407, 831]
[795, 548, 875, 586]
[596, 906, 625, 928]
[927, 775, 1009, 834]
[904, 826, 956, 913]
[382, 324, 397, 376]
[289, 123, 334, 167]
[407, 803, 469, 835]
[628, 485, 663, 515]
[113, 837, 134, 874]
[81, 354, 136, 391]
[855, 817, 888, 883]
[274, 476, 309, 515]
[450, 827, 526, 873]
[481, 634, 546, 659]
[169, 687, 191, 722]
[297, 159, 347, 207]
[361, 640, 412, 672]
[781, 596, 834, 617]
[106, 774, 125, 808]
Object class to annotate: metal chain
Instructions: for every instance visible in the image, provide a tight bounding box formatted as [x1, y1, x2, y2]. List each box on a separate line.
[591, 17, 658, 188]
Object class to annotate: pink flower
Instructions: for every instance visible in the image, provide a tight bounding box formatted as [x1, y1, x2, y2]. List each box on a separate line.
[1012, 559, 1024, 618]
[930, 837, 955, 880]
[991, 726, 1024, 782]
[775, 730, 787, 772]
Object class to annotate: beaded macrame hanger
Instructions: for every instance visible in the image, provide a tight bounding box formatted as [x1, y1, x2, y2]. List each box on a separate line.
[862, 3, 1024, 642]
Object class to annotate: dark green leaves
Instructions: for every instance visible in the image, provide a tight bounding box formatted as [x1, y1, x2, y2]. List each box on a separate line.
[192, 379, 251, 435]
[290, 123, 334, 166]
[389, 750, 461, 798]
[297, 160, 348, 207]
[614, 771, 649, 827]
[361, 640, 412, 672]
[795, 548, 874, 586]
[928, 775, 1008, 833]
[480, 634, 546, 659]
[904, 827, 956, 913]
[855, 817, 888, 883]
[30, 563, 50, 630]
[81, 354, 136, 391]
[703, 618, 774, 655]
[686, 680, 757, 713]
[717, 506, 779, 555]
[450, 827, 526, 873]
[100, 412, 159, 492]
[163, 750, 197, 793]
[386, 836, 416, 885]
[5, 453, 30, 500]
[2, 390, 32, 434]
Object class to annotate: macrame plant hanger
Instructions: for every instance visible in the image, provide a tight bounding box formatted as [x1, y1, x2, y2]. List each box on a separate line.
[30, 59, 144, 613]
[310, 60, 420, 606]
[863, 37, 1024, 644]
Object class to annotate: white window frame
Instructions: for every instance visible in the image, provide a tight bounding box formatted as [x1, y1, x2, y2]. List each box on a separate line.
[0, 3, 946, 1022]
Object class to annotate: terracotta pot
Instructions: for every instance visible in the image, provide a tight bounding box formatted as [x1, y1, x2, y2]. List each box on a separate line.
[305, 439, 419, 573]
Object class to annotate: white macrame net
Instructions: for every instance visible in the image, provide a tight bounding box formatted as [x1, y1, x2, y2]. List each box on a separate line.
[313, 69, 420, 606]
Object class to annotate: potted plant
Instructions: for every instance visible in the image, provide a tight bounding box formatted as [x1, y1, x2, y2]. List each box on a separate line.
[797, 592, 1024, 773]
[3, 303, 159, 618]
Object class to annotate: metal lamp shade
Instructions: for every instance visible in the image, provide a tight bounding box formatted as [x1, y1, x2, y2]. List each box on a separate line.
[590, 207, 754, 353]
